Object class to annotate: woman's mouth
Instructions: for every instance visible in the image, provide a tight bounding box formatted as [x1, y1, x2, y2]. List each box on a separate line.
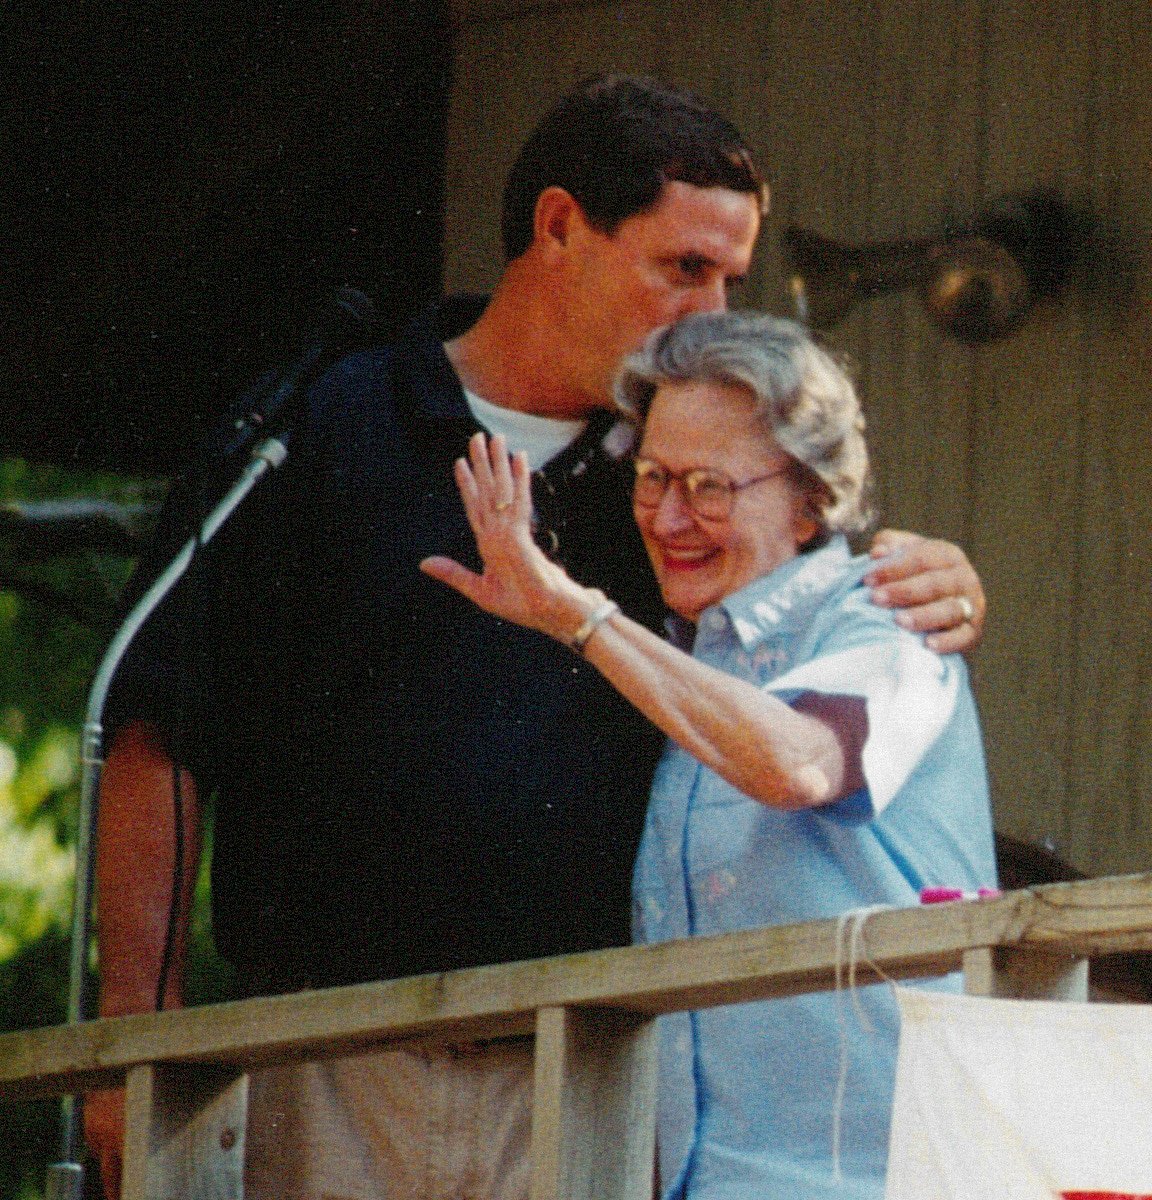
[658, 545, 718, 572]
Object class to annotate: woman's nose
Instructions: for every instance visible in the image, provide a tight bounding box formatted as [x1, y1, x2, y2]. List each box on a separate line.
[651, 481, 696, 534]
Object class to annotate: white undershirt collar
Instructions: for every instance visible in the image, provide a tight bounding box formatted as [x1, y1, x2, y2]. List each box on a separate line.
[464, 388, 586, 472]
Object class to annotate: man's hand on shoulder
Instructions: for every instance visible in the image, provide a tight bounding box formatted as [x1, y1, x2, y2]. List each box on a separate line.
[865, 529, 985, 655]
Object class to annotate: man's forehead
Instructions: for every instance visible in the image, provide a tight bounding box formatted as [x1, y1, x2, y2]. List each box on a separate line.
[634, 181, 762, 258]
[650, 177, 761, 213]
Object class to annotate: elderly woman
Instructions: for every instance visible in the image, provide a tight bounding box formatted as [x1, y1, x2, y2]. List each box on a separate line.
[421, 310, 996, 1200]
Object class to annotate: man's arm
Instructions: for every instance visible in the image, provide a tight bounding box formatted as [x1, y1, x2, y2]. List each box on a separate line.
[84, 720, 203, 1200]
[865, 529, 986, 655]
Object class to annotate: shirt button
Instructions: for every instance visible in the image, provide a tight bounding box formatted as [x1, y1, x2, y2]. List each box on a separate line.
[701, 610, 726, 634]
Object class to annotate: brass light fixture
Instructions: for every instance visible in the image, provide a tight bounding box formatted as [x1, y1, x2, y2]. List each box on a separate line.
[783, 190, 1079, 344]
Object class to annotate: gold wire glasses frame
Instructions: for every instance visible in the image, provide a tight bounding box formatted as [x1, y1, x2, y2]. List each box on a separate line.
[632, 458, 791, 521]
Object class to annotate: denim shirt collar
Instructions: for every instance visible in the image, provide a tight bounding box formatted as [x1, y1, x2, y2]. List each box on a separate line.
[666, 536, 863, 656]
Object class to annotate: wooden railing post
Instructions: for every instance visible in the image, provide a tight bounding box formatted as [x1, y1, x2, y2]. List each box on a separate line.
[963, 946, 1090, 1000]
[530, 1005, 657, 1200]
[121, 1063, 248, 1200]
[3, 877, 1150, 1200]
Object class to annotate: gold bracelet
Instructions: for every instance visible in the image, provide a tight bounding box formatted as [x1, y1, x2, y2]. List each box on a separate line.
[570, 599, 619, 654]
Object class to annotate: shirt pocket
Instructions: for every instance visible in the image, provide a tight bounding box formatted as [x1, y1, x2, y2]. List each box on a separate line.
[685, 782, 772, 877]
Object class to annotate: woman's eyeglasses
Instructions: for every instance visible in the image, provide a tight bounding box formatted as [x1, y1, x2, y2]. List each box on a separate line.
[632, 458, 791, 521]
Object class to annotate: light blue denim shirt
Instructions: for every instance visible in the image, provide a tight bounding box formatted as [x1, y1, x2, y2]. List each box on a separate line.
[632, 537, 997, 1200]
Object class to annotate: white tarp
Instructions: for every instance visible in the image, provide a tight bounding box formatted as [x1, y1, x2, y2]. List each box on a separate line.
[886, 986, 1152, 1199]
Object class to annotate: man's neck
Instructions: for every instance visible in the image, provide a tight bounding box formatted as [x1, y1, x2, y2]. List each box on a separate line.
[444, 271, 608, 421]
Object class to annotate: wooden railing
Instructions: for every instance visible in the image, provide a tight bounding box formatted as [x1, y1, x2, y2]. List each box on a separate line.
[3, 873, 1152, 1200]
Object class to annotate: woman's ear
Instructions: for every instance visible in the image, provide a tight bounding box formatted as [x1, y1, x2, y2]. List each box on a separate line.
[790, 482, 824, 549]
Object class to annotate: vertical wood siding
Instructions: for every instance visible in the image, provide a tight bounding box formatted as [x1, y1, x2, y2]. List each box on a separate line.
[445, 0, 1152, 877]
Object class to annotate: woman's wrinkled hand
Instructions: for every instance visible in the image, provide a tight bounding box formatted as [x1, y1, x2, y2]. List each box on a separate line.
[420, 432, 599, 641]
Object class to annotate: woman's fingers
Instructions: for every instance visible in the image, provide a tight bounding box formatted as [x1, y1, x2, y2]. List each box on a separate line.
[452, 435, 537, 587]
[467, 430, 513, 506]
[510, 447, 532, 517]
[427, 432, 591, 641]
[419, 554, 484, 603]
[461, 432, 528, 523]
[487, 432, 516, 510]
[453, 452, 480, 516]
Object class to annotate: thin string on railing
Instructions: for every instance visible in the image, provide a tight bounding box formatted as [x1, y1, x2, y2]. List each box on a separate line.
[831, 904, 896, 1184]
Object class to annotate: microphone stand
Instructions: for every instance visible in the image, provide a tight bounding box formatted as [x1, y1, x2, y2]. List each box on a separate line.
[46, 435, 289, 1200]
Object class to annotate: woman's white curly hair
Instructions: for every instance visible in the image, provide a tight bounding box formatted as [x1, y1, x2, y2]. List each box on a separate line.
[616, 310, 873, 537]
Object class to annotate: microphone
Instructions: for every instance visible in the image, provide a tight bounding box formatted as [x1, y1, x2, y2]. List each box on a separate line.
[224, 286, 377, 455]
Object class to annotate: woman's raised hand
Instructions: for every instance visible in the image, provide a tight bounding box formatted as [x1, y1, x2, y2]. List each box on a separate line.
[420, 432, 601, 641]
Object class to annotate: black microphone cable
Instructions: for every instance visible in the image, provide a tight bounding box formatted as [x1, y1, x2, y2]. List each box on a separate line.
[155, 763, 186, 1013]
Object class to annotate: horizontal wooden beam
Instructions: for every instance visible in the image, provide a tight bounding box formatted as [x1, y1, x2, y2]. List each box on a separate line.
[3, 874, 1151, 1102]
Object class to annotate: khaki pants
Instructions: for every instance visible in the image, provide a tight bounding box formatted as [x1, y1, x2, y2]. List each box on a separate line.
[244, 1039, 534, 1200]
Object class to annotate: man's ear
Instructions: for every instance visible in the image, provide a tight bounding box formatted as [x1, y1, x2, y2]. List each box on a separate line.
[533, 186, 586, 252]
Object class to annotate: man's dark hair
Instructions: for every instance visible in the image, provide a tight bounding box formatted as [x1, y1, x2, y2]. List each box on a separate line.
[501, 72, 767, 261]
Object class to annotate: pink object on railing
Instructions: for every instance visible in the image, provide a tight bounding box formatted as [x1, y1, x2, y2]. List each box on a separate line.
[1061, 1193, 1152, 1199]
[919, 886, 1003, 904]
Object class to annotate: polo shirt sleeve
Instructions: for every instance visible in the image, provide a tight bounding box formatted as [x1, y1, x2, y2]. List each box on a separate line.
[765, 616, 963, 820]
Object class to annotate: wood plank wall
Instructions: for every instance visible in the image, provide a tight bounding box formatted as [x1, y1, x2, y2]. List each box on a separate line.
[443, 0, 1152, 879]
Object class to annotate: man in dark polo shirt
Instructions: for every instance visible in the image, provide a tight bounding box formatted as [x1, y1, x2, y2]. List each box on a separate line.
[87, 73, 985, 1200]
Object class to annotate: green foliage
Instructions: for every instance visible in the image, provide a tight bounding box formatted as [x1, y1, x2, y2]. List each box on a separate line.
[0, 460, 135, 1199]
[0, 459, 225, 1200]
[0, 458, 146, 971]
[0, 932, 69, 1200]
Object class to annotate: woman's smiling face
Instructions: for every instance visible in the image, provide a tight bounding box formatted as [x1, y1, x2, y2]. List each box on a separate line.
[633, 379, 818, 623]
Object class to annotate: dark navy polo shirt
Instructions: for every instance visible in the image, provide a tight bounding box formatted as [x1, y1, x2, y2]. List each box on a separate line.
[109, 298, 667, 995]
